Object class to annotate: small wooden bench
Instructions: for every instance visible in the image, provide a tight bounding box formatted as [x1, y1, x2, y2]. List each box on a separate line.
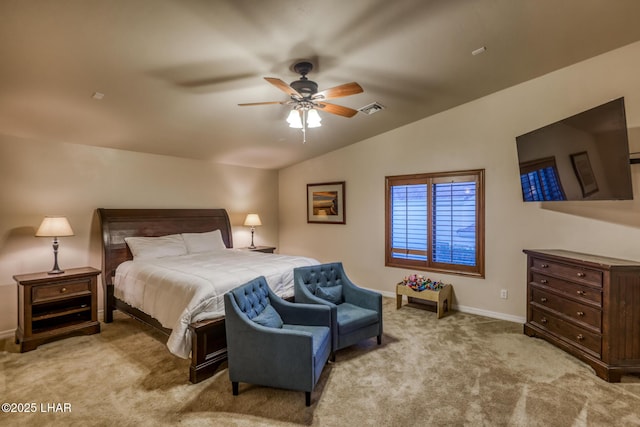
[396, 284, 452, 318]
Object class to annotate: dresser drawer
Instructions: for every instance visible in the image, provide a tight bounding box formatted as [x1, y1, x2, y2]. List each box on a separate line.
[531, 287, 601, 330]
[531, 272, 602, 305]
[531, 258, 602, 287]
[32, 280, 92, 303]
[530, 308, 601, 357]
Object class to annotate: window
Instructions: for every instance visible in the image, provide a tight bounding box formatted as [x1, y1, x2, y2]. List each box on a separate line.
[385, 169, 484, 277]
[519, 157, 565, 201]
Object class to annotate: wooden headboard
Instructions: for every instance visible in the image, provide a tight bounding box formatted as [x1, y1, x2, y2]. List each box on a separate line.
[97, 208, 233, 285]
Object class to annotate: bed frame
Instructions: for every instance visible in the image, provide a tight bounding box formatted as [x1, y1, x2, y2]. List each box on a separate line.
[97, 208, 233, 383]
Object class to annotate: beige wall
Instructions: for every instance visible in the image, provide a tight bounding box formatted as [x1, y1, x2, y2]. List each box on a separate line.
[278, 41, 640, 322]
[0, 137, 278, 336]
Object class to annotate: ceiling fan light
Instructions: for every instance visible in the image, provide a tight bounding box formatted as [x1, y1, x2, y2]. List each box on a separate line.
[287, 110, 303, 128]
[307, 109, 322, 128]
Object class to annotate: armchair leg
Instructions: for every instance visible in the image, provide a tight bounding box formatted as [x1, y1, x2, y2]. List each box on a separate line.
[377, 335, 382, 345]
[305, 391, 311, 407]
[330, 352, 336, 362]
[232, 382, 239, 396]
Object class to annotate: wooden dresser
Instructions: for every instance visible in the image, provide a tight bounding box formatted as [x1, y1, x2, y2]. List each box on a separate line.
[523, 249, 640, 382]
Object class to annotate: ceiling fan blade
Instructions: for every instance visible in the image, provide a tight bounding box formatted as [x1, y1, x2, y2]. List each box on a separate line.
[264, 77, 303, 98]
[315, 102, 359, 118]
[313, 82, 363, 100]
[238, 101, 286, 106]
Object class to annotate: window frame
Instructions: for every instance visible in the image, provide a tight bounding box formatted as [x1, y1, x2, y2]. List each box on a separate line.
[385, 169, 485, 278]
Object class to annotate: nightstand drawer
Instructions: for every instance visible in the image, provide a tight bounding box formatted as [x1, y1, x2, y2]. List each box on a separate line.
[32, 280, 92, 303]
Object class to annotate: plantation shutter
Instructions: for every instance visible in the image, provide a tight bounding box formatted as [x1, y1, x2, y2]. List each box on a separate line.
[390, 183, 427, 261]
[431, 178, 477, 266]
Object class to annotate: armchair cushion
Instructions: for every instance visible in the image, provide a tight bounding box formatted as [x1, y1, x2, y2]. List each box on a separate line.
[315, 284, 343, 304]
[252, 304, 283, 328]
[337, 303, 379, 335]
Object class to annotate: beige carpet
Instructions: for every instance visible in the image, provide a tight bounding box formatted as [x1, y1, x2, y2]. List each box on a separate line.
[1, 298, 639, 426]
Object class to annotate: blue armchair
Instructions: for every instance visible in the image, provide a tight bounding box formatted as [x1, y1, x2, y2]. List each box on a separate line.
[224, 276, 331, 406]
[294, 262, 383, 361]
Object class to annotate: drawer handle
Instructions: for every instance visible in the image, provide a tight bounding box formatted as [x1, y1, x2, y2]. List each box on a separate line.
[576, 272, 586, 278]
[540, 317, 547, 324]
[540, 279, 548, 284]
[577, 311, 585, 317]
[540, 297, 548, 303]
[576, 290, 585, 296]
[541, 264, 549, 268]
[60, 287, 67, 293]
[577, 334, 584, 341]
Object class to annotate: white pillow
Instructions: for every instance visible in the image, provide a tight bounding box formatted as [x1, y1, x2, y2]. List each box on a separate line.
[181, 229, 227, 254]
[124, 234, 187, 260]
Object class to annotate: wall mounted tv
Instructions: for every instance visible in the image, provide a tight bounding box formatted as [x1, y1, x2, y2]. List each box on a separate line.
[515, 97, 633, 202]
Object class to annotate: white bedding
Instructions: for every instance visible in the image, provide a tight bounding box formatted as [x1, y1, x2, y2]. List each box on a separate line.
[114, 249, 319, 358]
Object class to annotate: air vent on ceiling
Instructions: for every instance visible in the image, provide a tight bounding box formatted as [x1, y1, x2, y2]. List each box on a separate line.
[358, 102, 385, 115]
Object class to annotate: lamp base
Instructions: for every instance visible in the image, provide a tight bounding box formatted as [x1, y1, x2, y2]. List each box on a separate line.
[48, 238, 64, 274]
[249, 227, 256, 250]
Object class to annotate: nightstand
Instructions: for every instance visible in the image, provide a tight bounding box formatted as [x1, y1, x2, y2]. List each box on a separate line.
[244, 246, 276, 254]
[14, 267, 100, 352]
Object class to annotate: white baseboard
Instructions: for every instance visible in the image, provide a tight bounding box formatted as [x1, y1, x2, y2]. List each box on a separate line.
[453, 304, 526, 324]
[379, 289, 525, 324]
[0, 328, 14, 340]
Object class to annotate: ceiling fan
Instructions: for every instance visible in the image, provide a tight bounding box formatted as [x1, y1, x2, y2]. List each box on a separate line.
[238, 61, 363, 142]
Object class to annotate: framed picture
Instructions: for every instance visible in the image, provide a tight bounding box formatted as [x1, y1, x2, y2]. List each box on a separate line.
[570, 151, 598, 197]
[307, 182, 345, 224]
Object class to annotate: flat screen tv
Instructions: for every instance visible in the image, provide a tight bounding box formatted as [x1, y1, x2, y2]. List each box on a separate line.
[515, 97, 633, 201]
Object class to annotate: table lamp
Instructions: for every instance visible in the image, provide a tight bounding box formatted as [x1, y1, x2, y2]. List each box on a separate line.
[36, 216, 74, 274]
[243, 213, 262, 249]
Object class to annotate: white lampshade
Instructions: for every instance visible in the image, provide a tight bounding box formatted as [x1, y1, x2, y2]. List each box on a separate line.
[243, 214, 262, 227]
[286, 110, 303, 128]
[307, 109, 322, 128]
[36, 216, 74, 237]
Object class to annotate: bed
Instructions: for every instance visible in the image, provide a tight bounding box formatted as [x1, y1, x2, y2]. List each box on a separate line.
[98, 208, 318, 383]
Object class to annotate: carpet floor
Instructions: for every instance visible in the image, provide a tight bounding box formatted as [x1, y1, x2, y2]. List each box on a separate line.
[1, 298, 639, 426]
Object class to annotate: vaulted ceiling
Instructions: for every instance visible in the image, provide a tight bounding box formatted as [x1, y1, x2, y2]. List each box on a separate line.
[3, 0, 640, 169]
